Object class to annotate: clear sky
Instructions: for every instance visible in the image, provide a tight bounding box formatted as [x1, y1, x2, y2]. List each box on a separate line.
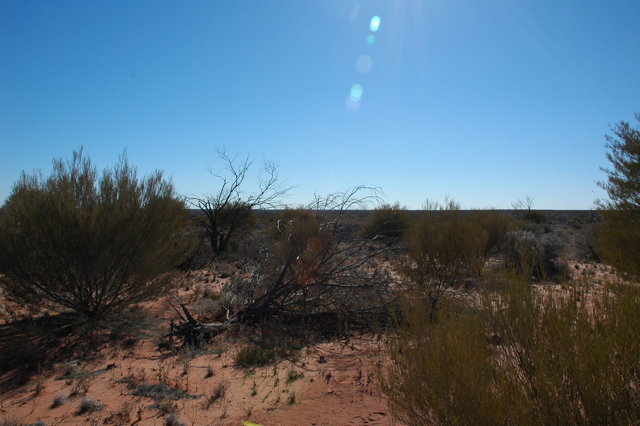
[1, 0, 639, 209]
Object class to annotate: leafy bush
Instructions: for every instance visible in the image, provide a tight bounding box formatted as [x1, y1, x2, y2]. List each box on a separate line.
[522, 209, 547, 224]
[595, 113, 640, 279]
[360, 202, 412, 240]
[0, 148, 192, 318]
[470, 209, 512, 254]
[501, 230, 565, 279]
[400, 199, 488, 309]
[378, 272, 640, 426]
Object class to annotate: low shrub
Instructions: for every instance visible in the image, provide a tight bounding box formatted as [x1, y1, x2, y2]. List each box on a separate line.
[400, 199, 488, 310]
[470, 209, 512, 254]
[360, 202, 412, 240]
[78, 398, 102, 413]
[523, 209, 547, 224]
[501, 230, 565, 279]
[234, 344, 274, 368]
[164, 413, 185, 426]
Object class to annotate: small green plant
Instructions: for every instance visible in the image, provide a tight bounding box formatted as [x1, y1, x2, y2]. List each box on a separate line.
[287, 391, 296, 405]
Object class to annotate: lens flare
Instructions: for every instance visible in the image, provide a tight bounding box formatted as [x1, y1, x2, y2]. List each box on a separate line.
[366, 35, 375, 45]
[356, 55, 372, 73]
[346, 97, 360, 113]
[370, 16, 380, 32]
[350, 84, 363, 101]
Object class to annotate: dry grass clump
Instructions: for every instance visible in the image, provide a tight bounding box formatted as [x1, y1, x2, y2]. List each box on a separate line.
[204, 382, 227, 409]
[51, 394, 66, 408]
[234, 343, 274, 368]
[164, 413, 186, 426]
[78, 397, 102, 414]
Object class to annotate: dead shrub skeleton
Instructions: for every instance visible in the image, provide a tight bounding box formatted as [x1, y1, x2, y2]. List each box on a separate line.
[166, 187, 401, 347]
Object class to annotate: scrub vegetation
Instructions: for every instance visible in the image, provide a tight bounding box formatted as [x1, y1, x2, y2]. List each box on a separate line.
[0, 114, 638, 425]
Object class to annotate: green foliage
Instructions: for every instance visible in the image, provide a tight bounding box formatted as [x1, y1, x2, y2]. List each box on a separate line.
[595, 113, 640, 279]
[522, 210, 547, 224]
[501, 230, 565, 279]
[378, 272, 640, 426]
[360, 202, 412, 240]
[401, 199, 488, 309]
[470, 209, 512, 254]
[0, 148, 191, 318]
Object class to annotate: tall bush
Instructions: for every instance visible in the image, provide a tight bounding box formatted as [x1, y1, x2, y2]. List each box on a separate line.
[0, 148, 191, 318]
[360, 202, 412, 241]
[400, 199, 488, 310]
[595, 113, 640, 279]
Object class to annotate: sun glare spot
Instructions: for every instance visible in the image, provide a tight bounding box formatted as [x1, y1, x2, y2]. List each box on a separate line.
[356, 55, 372, 74]
[350, 84, 363, 101]
[370, 16, 380, 32]
[366, 35, 375, 45]
[347, 84, 363, 112]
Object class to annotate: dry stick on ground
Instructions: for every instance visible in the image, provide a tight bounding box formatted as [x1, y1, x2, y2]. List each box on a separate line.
[165, 187, 401, 347]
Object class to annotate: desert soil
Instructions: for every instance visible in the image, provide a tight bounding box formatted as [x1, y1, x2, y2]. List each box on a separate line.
[0, 271, 397, 426]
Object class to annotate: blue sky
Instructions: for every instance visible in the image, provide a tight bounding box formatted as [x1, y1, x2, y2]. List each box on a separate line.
[1, 0, 639, 209]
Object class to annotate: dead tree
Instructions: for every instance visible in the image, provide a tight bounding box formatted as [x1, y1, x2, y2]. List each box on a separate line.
[165, 187, 401, 347]
[192, 147, 293, 257]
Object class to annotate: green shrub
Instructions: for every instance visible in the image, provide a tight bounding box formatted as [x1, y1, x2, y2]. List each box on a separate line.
[522, 209, 547, 224]
[0, 148, 192, 318]
[501, 230, 565, 279]
[470, 209, 512, 254]
[594, 114, 640, 279]
[360, 202, 412, 240]
[400, 199, 488, 310]
[378, 272, 640, 426]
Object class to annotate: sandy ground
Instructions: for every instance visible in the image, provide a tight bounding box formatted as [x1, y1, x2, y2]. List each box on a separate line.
[0, 271, 398, 426]
[0, 258, 622, 426]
